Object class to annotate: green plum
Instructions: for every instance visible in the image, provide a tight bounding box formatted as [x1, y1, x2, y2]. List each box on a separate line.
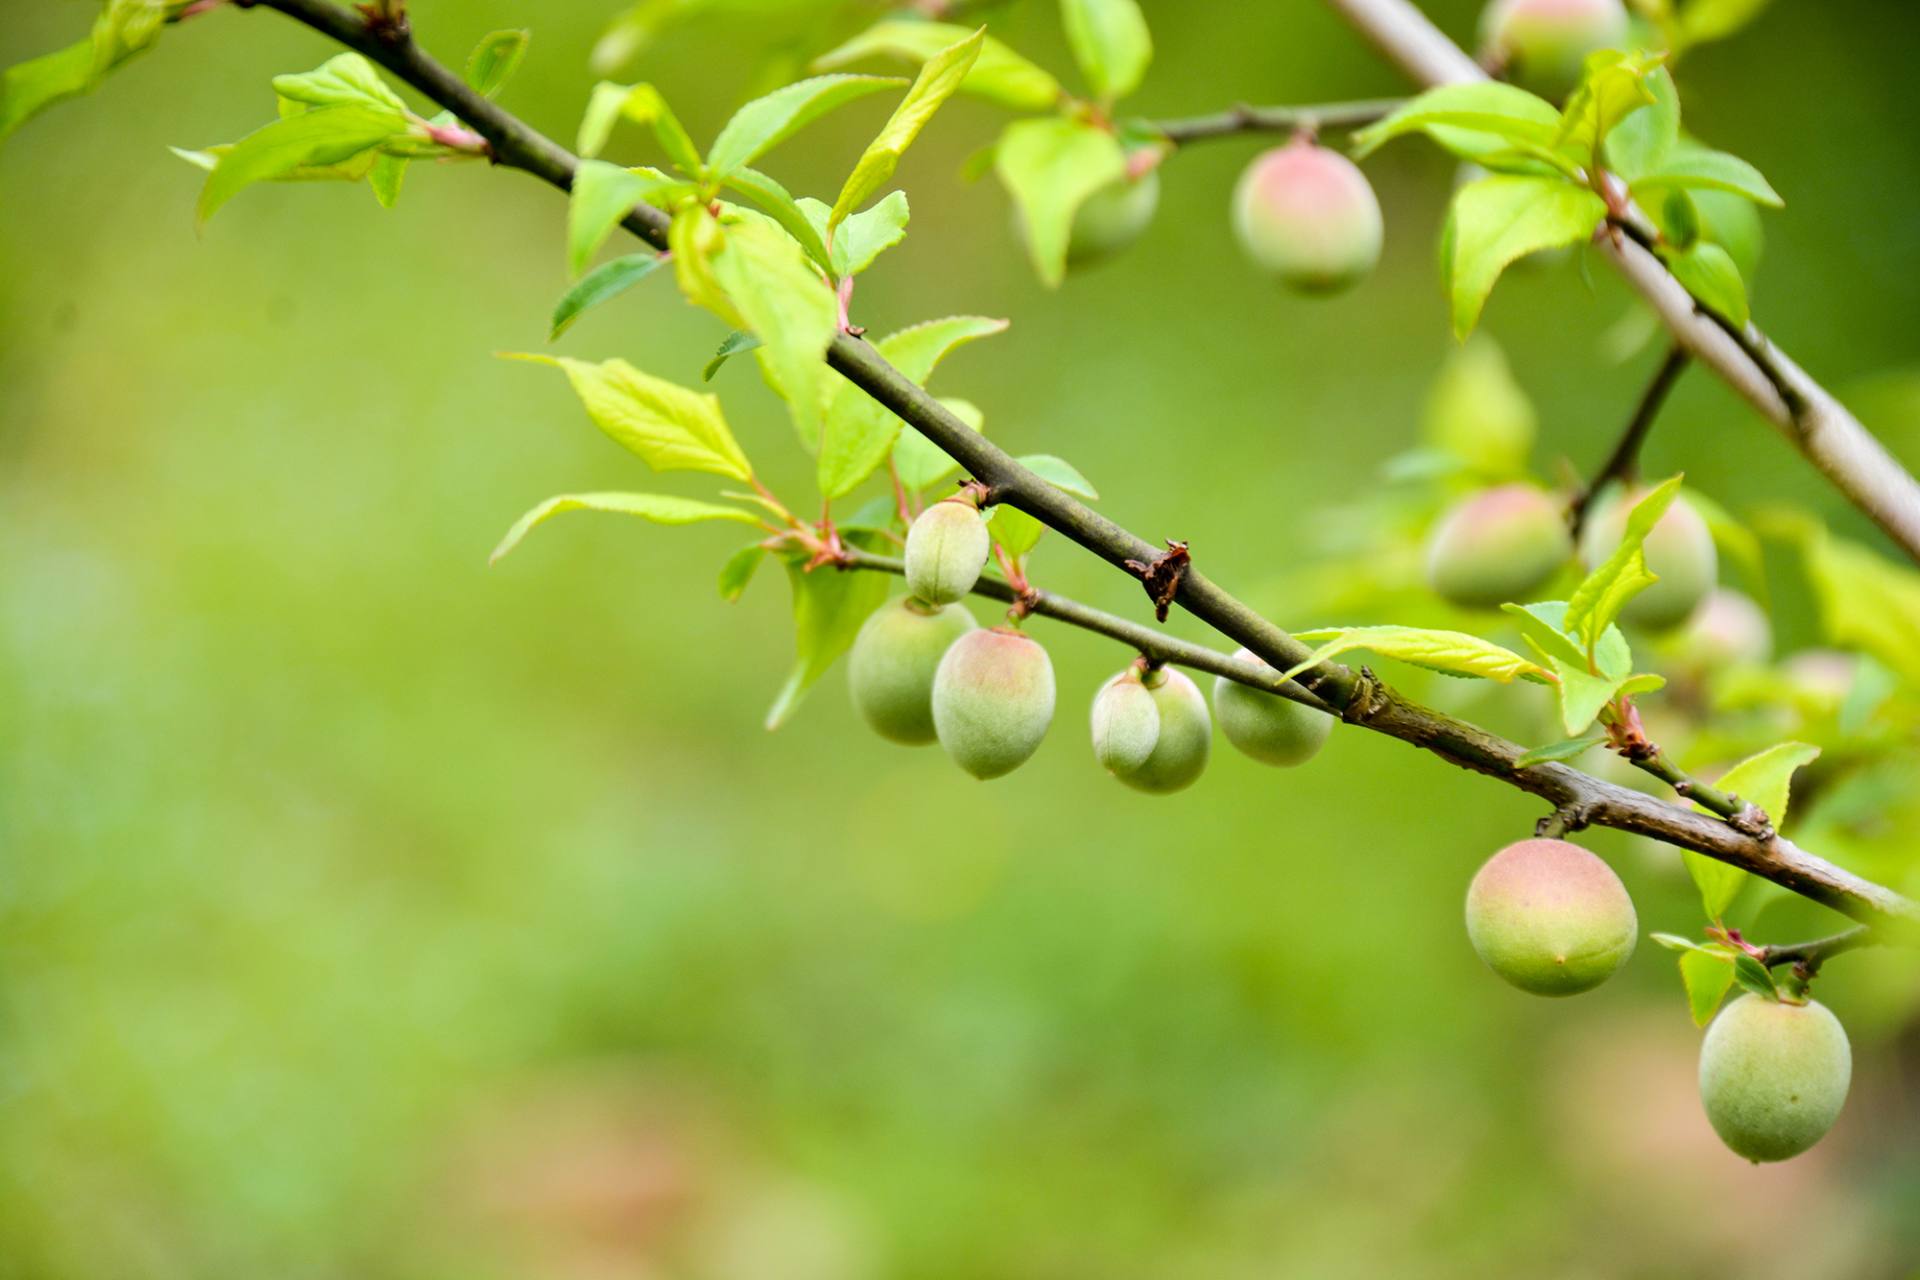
[1232, 139, 1383, 295]
[1066, 169, 1160, 270]
[847, 596, 978, 745]
[1425, 484, 1572, 609]
[1480, 0, 1629, 99]
[931, 627, 1055, 779]
[1465, 838, 1637, 995]
[1578, 487, 1718, 631]
[1211, 649, 1332, 766]
[904, 499, 989, 605]
[1093, 665, 1210, 794]
[1699, 994, 1851, 1163]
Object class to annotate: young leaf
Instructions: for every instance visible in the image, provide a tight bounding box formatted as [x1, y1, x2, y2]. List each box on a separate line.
[895, 397, 984, 492]
[717, 543, 767, 601]
[1282, 627, 1551, 686]
[994, 116, 1127, 287]
[1564, 474, 1684, 654]
[2, 0, 171, 142]
[1016, 454, 1098, 501]
[1679, 0, 1774, 46]
[568, 160, 652, 277]
[1682, 741, 1819, 921]
[812, 20, 1063, 112]
[578, 81, 701, 174]
[1731, 952, 1778, 1000]
[702, 331, 763, 381]
[197, 104, 408, 223]
[706, 74, 904, 179]
[466, 30, 530, 99]
[1632, 145, 1781, 207]
[799, 191, 911, 277]
[766, 559, 890, 729]
[1352, 83, 1562, 160]
[1423, 335, 1537, 479]
[550, 253, 665, 340]
[273, 53, 409, 115]
[718, 167, 835, 274]
[1551, 664, 1627, 736]
[1445, 175, 1607, 337]
[504, 353, 752, 481]
[1513, 733, 1606, 767]
[369, 151, 407, 208]
[1060, 0, 1153, 104]
[1602, 66, 1678, 182]
[829, 26, 984, 229]
[710, 214, 840, 447]
[490, 492, 759, 564]
[817, 316, 1008, 498]
[1679, 947, 1737, 1026]
[667, 205, 741, 328]
[1555, 49, 1665, 170]
[1661, 239, 1749, 326]
[989, 505, 1045, 559]
[1501, 601, 1592, 671]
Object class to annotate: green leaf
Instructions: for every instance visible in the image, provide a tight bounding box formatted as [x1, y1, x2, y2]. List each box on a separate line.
[466, 30, 530, 99]
[1282, 626, 1551, 686]
[829, 26, 984, 229]
[1650, 932, 1705, 953]
[1678, 0, 1773, 47]
[1683, 741, 1819, 921]
[667, 205, 740, 328]
[490, 491, 759, 564]
[1422, 335, 1537, 479]
[1556, 49, 1665, 170]
[1565, 474, 1684, 654]
[1501, 601, 1592, 671]
[994, 115, 1127, 287]
[1352, 82, 1562, 160]
[568, 160, 653, 277]
[1631, 145, 1781, 208]
[812, 20, 1063, 112]
[1679, 948, 1737, 1026]
[1731, 952, 1778, 1000]
[2, 0, 169, 142]
[197, 104, 408, 223]
[702, 330, 762, 381]
[720, 167, 835, 274]
[766, 561, 890, 729]
[710, 214, 840, 447]
[1016, 454, 1098, 500]
[579, 81, 702, 174]
[894, 397, 983, 492]
[800, 191, 911, 277]
[1661, 239, 1748, 326]
[1444, 175, 1607, 337]
[817, 315, 1008, 498]
[1552, 664, 1627, 736]
[717, 543, 767, 601]
[1060, 0, 1152, 103]
[505, 353, 752, 481]
[273, 52, 409, 115]
[989, 505, 1045, 559]
[706, 74, 904, 179]
[1602, 66, 1678, 182]
[369, 151, 407, 208]
[550, 252, 665, 340]
[1514, 733, 1606, 767]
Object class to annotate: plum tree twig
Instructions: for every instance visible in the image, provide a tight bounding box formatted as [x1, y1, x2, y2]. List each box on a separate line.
[1567, 343, 1690, 537]
[1324, 0, 1920, 570]
[1151, 99, 1402, 144]
[246, 0, 1919, 938]
[1760, 926, 1876, 974]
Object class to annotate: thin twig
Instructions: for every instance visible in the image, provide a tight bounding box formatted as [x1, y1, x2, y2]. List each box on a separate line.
[1151, 98, 1401, 144]
[1761, 926, 1876, 973]
[1567, 343, 1689, 537]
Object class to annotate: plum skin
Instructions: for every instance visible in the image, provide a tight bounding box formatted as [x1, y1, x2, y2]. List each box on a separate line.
[1211, 649, 1332, 766]
[1093, 666, 1210, 794]
[1425, 484, 1573, 609]
[1067, 169, 1160, 270]
[1480, 0, 1630, 99]
[1699, 995, 1851, 1163]
[847, 597, 979, 745]
[1464, 838, 1637, 995]
[931, 628, 1056, 779]
[904, 499, 990, 606]
[1232, 140, 1383, 295]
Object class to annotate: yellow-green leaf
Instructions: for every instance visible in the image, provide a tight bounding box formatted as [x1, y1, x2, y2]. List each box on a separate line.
[1282, 626, 1551, 685]
[490, 492, 759, 564]
[1683, 741, 1820, 920]
[829, 26, 984, 229]
[812, 20, 1062, 112]
[505, 353, 752, 481]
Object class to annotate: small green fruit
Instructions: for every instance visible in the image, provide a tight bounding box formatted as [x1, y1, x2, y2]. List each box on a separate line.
[1090, 669, 1160, 776]
[1699, 994, 1851, 1163]
[1093, 666, 1210, 793]
[1578, 487, 1718, 631]
[931, 627, 1055, 779]
[1232, 139, 1383, 295]
[1425, 484, 1573, 609]
[1678, 588, 1771, 668]
[1480, 0, 1630, 99]
[1464, 838, 1637, 995]
[847, 597, 979, 745]
[1212, 649, 1332, 766]
[904, 499, 989, 605]
[1066, 169, 1160, 270]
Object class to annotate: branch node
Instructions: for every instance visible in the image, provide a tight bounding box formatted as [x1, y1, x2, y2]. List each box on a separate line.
[1339, 666, 1387, 724]
[1122, 540, 1189, 623]
[1535, 802, 1594, 840]
[1727, 799, 1776, 841]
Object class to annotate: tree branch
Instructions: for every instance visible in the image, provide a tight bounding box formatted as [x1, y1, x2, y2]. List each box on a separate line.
[1567, 343, 1689, 537]
[250, 0, 1920, 935]
[1761, 926, 1876, 973]
[1151, 98, 1402, 145]
[1325, 0, 1920, 569]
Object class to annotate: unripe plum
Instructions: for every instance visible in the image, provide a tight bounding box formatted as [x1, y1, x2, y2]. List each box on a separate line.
[1678, 588, 1771, 667]
[904, 499, 990, 605]
[1066, 169, 1160, 270]
[1232, 140, 1383, 295]
[1212, 648, 1332, 766]
[1699, 994, 1851, 1163]
[931, 627, 1056, 779]
[847, 596, 979, 745]
[1480, 0, 1630, 99]
[1578, 487, 1717, 631]
[1783, 649, 1857, 708]
[1425, 484, 1572, 609]
[1464, 838, 1637, 995]
[1093, 666, 1210, 793]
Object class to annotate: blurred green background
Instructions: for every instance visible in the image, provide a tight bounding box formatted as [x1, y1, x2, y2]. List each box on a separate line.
[5, 1, 1920, 1276]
